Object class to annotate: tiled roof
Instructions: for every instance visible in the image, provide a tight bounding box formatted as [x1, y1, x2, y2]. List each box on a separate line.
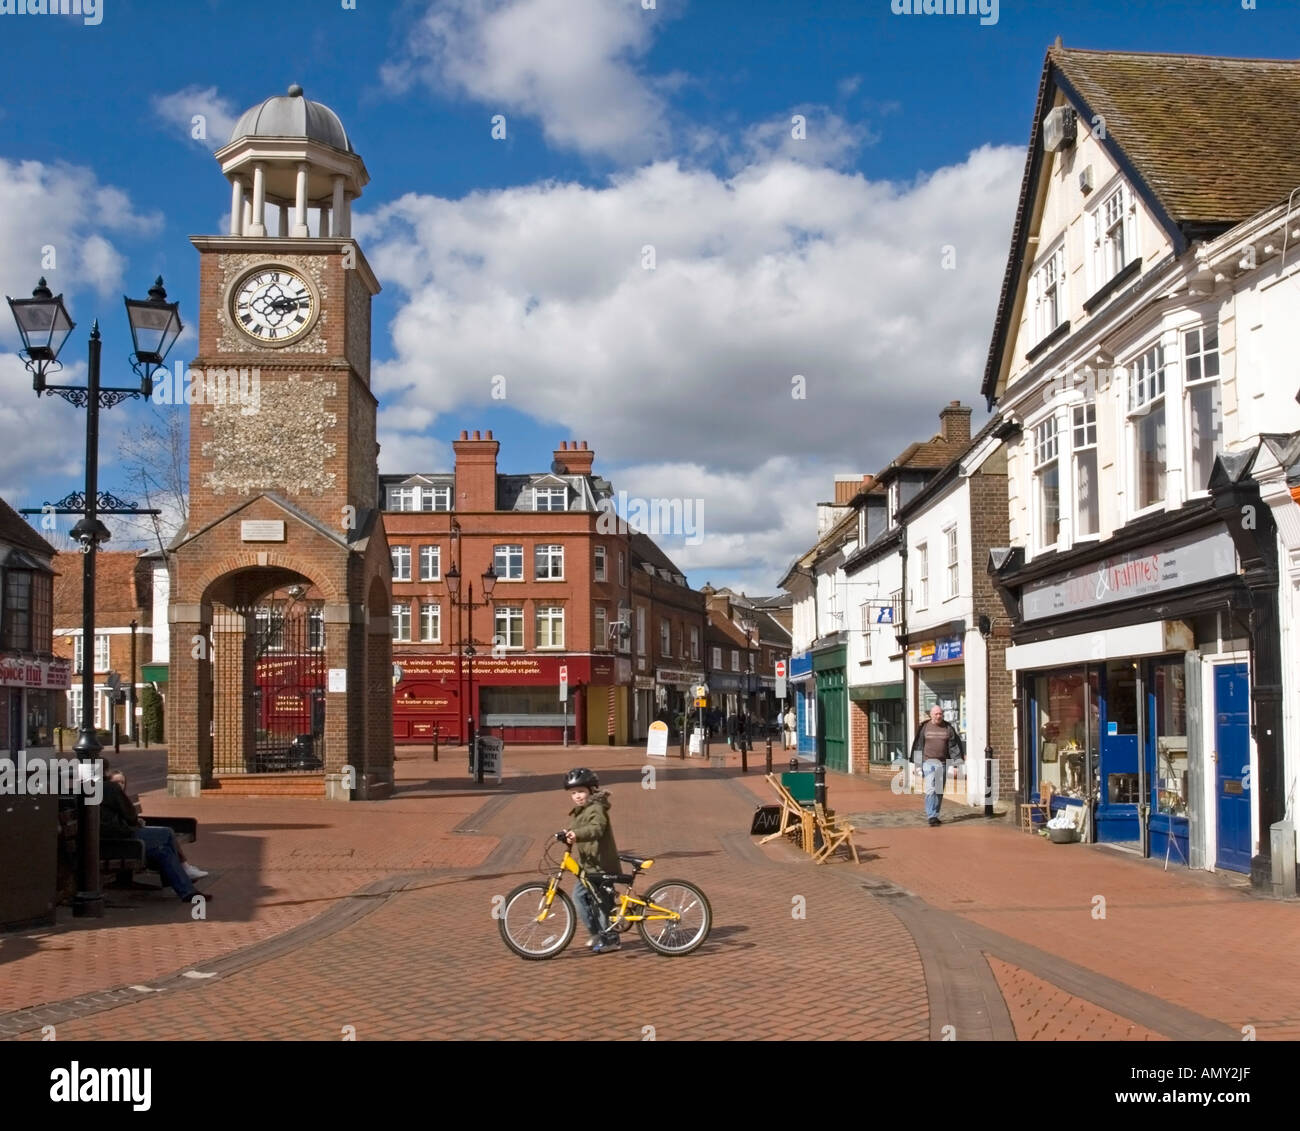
[0, 496, 56, 559]
[628, 530, 687, 579]
[54, 551, 151, 623]
[1051, 47, 1300, 226]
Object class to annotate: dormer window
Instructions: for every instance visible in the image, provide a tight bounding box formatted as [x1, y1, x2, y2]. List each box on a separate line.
[533, 486, 567, 511]
[386, 484, 451, 512]
[1090, 184, 1135, 291]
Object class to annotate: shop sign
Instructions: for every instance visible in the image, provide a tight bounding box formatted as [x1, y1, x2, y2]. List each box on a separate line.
[908, 635, 964, 666]
[0, 655, 72, 689]
[392, 654, 589, 683]
[656, 667, 704, 688]
[634, 676, 656, 691]
[1023, 526, 1237, 621]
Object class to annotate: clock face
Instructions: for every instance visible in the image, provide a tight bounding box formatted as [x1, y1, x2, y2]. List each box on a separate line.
[232, 268, 315, 344]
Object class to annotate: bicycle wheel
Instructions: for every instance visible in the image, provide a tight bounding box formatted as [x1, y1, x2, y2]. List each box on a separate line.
[499, 883, 576, 960]
[637, 880, 712, 956]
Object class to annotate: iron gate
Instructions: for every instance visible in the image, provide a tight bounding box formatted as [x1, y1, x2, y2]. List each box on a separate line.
[211, 595, 325, 774]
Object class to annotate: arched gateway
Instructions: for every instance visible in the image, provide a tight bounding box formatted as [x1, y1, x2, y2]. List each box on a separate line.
[167, 85, 393, 799]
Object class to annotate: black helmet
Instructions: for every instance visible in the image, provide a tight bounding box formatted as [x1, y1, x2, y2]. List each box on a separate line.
[564, 767, 599, 790]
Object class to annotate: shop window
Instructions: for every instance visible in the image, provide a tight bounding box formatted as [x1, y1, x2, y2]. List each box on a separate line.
[1128, 342, 1167, 510]
[1105, 660, 1139, 733]
[1154, 661, 1189, 817]
[918, 678, 966, 747]
[1031, 669, 1097, 801]
[869, 699, 904, 764]
[1072, 401, 1099, 538]
[1184, 323, 1222, 494]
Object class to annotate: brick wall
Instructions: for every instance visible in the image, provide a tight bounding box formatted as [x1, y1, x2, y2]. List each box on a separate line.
[850, 700, 870, 774]
[968, 455, 1016, 803]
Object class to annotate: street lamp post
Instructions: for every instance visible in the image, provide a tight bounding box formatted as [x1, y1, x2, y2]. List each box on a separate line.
[129, 618, 138, 745]
[446, 562, 498, 784]
[8, 277, 181, 919]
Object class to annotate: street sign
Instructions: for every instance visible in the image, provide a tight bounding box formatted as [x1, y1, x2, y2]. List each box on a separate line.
[559, 664, 569, 702]
[559, 665, 568, 684]
[646, 720, 669, 757]
[775, 676, 787, 700]
[693, 683, 709, 700]
[774, 659, 787, 679]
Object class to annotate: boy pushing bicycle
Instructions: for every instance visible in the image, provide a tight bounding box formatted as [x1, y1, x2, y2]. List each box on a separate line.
[561, 768, 622, 954]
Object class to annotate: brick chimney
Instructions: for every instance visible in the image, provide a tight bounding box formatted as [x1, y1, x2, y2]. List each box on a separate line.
[834, 475, 862, 505]
[939, 400, 972, 444]
[553, 439, 595, 477]
[453, 429, 499, 511]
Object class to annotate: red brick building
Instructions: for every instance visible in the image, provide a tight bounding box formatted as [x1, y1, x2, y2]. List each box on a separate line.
[51, 551, 153, 741]
[628, 532, 705, 740]
[384, 434, 634, 745]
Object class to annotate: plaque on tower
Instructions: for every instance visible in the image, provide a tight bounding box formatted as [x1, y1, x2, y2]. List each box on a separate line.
[241, 520, 286, 542]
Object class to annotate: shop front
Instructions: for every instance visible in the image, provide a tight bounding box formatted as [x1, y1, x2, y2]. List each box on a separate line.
[812, 644, 847, 771]
[656, 665, 705, 735]
[996, 513, 1250, 870]
[790, 652, 815, 757]
[0, 655, 71, 753]
[850, 683, 905, 765]
[392, 654, 621, 745]
[632, 675, 656, 741]
[907, 632, 967, 746]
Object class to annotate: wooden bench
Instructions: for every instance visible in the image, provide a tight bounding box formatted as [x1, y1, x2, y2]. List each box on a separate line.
[102, 817, 198, 889]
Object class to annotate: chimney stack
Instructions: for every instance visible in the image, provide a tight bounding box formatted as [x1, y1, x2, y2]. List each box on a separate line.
[453, 429, 500, 511]
[939, 400, 972, 444]
[834, 475, 862, 505]
[553, 439, 595, 476]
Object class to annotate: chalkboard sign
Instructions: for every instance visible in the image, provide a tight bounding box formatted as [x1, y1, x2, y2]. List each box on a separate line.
[750, 805, 783, 835]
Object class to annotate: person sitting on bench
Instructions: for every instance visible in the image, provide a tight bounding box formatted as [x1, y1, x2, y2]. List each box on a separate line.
[100, 763, 208, 902]
[107, 768, 208, 881]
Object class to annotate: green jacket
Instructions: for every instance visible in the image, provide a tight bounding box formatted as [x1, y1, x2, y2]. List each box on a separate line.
[568, 790, 620, 875]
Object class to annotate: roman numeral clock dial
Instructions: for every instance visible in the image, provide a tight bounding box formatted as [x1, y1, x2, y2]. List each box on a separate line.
[232, 268, 315, 344]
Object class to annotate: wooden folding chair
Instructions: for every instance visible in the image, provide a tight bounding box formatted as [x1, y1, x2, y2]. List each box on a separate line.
[812, 802, 859, 865]
[762, 773, 815, 854]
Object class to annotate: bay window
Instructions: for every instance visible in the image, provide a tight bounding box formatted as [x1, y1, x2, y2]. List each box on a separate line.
[1072, 399, 1099, 538]
[1034, 416, 1061, 548]
[1129, 342, 1167, 510]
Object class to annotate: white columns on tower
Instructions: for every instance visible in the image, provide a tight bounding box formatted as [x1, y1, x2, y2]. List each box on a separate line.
[292, 163, 310, 237]
[249, 162, 267, 237]
[229, 178, 245, 236]
[243, 197, 253, 235]
[331, 175, 346, 238]
[319, 205, 330, 238]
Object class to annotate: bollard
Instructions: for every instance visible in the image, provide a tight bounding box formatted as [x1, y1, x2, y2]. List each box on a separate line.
[765, 734, 772, 775]
[984, 751, 993, 817]
[113, 721, 121, 755]
[789, 758, 799, 772]
[814, 764, 827, 810]
[433, 726, 439, 763]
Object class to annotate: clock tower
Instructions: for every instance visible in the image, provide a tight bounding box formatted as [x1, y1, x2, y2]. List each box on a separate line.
[167, 85, 393, 800]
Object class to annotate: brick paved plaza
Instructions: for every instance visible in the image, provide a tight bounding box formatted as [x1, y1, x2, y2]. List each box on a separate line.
[1, 745, 1296, 1043]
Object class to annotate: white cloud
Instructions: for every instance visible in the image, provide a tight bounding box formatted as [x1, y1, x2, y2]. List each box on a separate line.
[362, 143, 1023, 592]
[384, 0, 672, 162]
[152, 85, 241, 152]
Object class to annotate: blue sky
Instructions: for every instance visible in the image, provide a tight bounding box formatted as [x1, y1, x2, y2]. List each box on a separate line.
[2, 0, 1297, 591]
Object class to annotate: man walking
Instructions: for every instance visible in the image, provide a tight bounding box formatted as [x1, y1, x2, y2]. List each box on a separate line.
[910, 704, 964, 826]
[783, 705, 797, 750]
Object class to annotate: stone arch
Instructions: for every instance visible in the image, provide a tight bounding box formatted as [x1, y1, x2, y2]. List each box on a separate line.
[192, 552, 343, 607]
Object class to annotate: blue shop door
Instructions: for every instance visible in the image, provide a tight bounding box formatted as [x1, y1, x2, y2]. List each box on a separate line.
[1214, 663, 1251, 874]
[1097, 661, 1140, 842]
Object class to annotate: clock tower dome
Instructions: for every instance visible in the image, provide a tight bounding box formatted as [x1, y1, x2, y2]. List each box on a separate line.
[167, 85, 393, 801]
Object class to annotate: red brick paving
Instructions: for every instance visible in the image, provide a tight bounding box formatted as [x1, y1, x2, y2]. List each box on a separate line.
[4, 745, 1299, 1040]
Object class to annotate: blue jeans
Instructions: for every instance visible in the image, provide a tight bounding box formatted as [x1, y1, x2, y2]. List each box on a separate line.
[923, 759, 948, 820]
[574, 876, 613, 939]
[136, 825, 196, 899]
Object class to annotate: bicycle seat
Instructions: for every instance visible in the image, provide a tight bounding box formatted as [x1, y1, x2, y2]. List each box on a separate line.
[618, 853, 653, 870]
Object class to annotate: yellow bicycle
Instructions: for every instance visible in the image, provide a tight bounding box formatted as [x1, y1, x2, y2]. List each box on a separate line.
[499, 832, 712, 959]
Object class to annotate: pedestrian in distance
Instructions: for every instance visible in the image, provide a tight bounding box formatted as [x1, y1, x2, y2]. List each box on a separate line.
[910, 705, 965, 826]
[783, 706, 797, 750]
[560, 767, 623, 953]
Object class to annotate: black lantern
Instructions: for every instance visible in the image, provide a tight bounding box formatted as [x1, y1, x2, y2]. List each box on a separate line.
[124, 276, 183, 395]
[6, 278, 75, 390]
[445, 563, 461, 598]
[481, 564, 498, 597]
